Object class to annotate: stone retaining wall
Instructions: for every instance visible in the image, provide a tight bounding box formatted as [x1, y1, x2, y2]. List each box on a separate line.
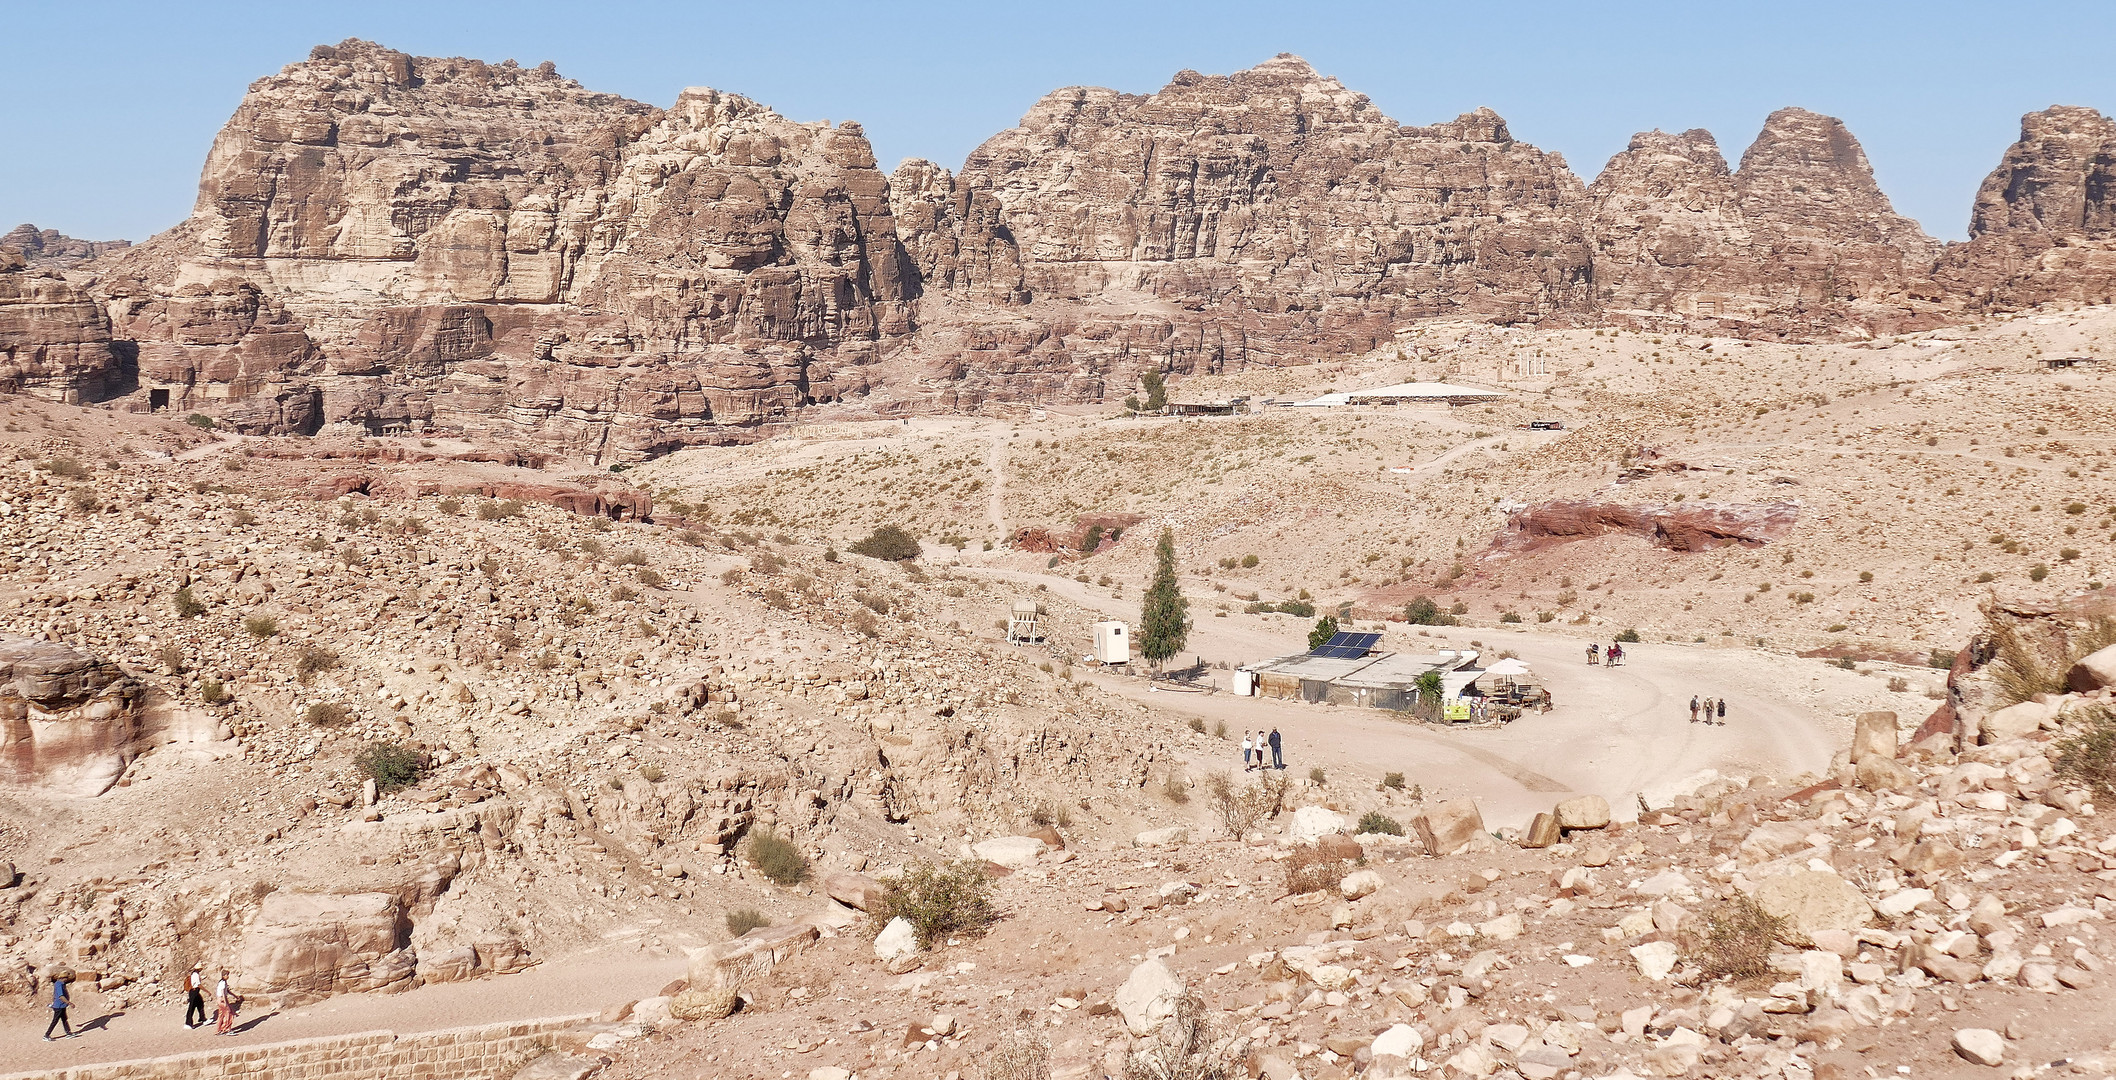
[0, 1014, 595, 1080]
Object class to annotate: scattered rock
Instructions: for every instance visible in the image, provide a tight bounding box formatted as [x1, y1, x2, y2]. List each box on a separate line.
[1113, 958, 1185, 1036]
[1952, 1028, 2005, 1067]
[1554, 794, 1611, 830]
[873, 918, 918, 961]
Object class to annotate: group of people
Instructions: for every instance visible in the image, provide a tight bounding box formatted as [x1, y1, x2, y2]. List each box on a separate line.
[1586, 642, 1625, 666]
[37, 963, 239, 1042]
[1690, 696, 1728, 725]
[1240, 727, 1284, 770]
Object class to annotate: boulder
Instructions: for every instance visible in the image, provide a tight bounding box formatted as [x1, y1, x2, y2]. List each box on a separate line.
[823, 871, 886, 912]
[1855, 755, 1919, 793]
[1113, 958, 1185, 1036]
[1412, 799, 1487, 857]
[1284, 806, 1348, 843]
[1630, 941, 1680, 981]
[1952, 1028, 2005, 1067]
[1370, 1024, 1424, 1061]
[1850, 711, 1899, 764]
[0, 637, 148, 796]
[1340, 870, 1384, 900]
[1553, 795, 1611, 831]
[970, 835, 1048, 869]
[1522, 813, 1560, 849]
[1133, 826, 1187, 848]
[1751, 871, 1874, 936]
[236, 892, 411, 1004]
[1980, 700, 2054, 744]
[873, 917, 918, 961]
[513, 1053, 611, 1080]
[1315, 834, 1364, 861]
[667, 986, 739, 1021]
[693, 923, 820, 988]
[1894, 840, 1965, 877]
[2067, 643, 2116, 692]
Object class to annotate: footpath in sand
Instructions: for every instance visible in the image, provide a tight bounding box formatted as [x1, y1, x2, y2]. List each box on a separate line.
[980, 568, 1928, 828]
[0, 943, 684, 1072]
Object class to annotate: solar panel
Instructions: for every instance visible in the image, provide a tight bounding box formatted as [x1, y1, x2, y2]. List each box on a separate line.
[1307, 631, 1382, 659]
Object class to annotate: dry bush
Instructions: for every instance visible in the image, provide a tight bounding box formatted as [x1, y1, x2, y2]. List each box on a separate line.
[1208, 771, 1288, 839]
[2055, 705, 2116, 800]
[1985, 604, 2116, 704]
[983, 1010, 1052, 1080]
[1122, 994, 1233, 1080]
[156, 644, 186, 674]
[198, 679, 227, 705]
[303, 702, 349, 727]
[1695, 894, 1789, 982]
[67, 488, 100, 513]
[1282, 845, 1355, 896]
[725, 908, 769, 937]
[1357, 811, 1403, 836]
[744, 828, 809, 886]
[1161, 772, 1190, 804]
[40, 455, 89, 479]
[870, 859, 998, 950]
[172, 586, 206, 618]
[242, 615, 279, 639]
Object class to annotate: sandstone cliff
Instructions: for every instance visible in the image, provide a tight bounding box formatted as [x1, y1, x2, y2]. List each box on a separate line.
[7, 42, 2114, 451]
[1934, 105, 2116, 308]
[0, 224, 131, 270]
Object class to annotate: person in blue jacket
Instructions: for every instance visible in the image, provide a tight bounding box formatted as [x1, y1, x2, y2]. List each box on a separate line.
[44, 972, 75, 1040]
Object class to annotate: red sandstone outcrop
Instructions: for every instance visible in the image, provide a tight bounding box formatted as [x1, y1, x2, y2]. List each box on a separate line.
[1497, 499, 1801, 553]
[1, 224, 132, 270]
[13, 42, 2116, 449]
[1934, 106, 2116, 308]
[0, 637, 146, 797]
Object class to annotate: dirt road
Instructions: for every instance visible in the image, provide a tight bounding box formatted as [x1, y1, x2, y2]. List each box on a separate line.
[0, 942, 686, 1071]
[967, 567, 1922, 828]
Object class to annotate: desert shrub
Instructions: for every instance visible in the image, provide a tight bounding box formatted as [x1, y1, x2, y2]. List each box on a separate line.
[1161, 772, 1190, 804]
[1241, 553, 1259, 568]
[1929, 648, 1956, 670]
[40, 455, 90, 478]
[354, 740, 426, 792]
[437, 497, 463, 515]
[984, 1010, 1053, 1080]
[242, 615, 279, 639]
[294, 645, 339, 681]
[198, 679, 227, 705]
[857, 591, 891, 614]
[1187, 717, 1205, 733]
[589, 517, 613, 532]
[1308, 766, 1326, 786]
[870, 859, 998, 950]
[635, 568, 664, 588]
[231, 510, 256, 527]
[172, 587, 206, 618]
[185, 414, 216, 430]
[1283, 844, 1356, 896]
[613, 549, 648, 567]
[1499, 611, 1523, 623]
[1405, 595, 1456, 626]
[1695, 895, 1789, 982]
[744, 828, 809, 886]
[1207, 771, 1288, 838]
[1832, 657, 1857, 670]
[1358, 810, 1403, 836]
[610, 584, 639, 602]
[1887, 676, 1909, 692]
[303, 702, 349, 727]
[1307, 615, 1339, 650]
[397, 516, 428, 536]
[67, 488, 101, 513]
[851, 609, 879, 637]
[680, 529, 706, 547]
[637, 763, 665, 784]
[725, 908, 770, 937]
[1615, 628, 1642, 643]
[303, 535, 329, 552]
[474, 501, 510, 520]
[1122, 994, 1231, 1080]
[849, 524, 921, 561]
[749, 551, 783, 575]
[2030, 563, 2051, 582]
[157, 644, 186, 674]
[1213, 720, 1227, 739]
[1382, 771, 1406, 790]
[1536, 611, 1555, 623]
[2054, 706, 2116, 800]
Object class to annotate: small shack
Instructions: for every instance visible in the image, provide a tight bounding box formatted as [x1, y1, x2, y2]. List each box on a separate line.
[1007, 600, 1046, 645]
[1166, 396, 1249, 416]
[1092, 621, 1130, 664]
[1242, 632, 1479, 709]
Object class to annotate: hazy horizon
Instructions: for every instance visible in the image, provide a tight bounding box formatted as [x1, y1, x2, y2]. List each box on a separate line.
[4, 0, 2112, 245]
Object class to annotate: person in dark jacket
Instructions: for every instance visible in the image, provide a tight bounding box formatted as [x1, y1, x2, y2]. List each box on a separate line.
[44, 973, 74, 1040]
[1716, 698, 1727, 723]
[1268, 728, 1283, 769]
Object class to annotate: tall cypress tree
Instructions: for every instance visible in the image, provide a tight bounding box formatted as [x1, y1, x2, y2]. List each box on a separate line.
[1137, 527, 1189, 674]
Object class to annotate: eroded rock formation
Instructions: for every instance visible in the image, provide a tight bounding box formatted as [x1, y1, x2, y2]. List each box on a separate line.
[11, 42, 2116, 450]
[1, 225, 131, 270]
[0, 637, 146, 797]
[1497, 500, 1802, 554]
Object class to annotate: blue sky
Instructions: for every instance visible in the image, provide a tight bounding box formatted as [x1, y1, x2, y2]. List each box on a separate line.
[3, 1, 2111, 243]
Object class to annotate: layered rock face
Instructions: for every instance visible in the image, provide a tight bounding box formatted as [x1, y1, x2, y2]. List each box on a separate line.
[21, 42, 2116, 449]
[98, 40, 916, 452]
[906, 56, 1596, 402]
[0, 637, 146, 797]
[1, 224, 131, 270]
[1935, 106, 2116, 307]
[1587, 110, 1940, 334]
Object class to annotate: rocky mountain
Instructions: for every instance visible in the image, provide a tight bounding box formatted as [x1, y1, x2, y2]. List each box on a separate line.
[0, 224, 131, 269]
[7, 41, 2115, 452]
[1934, 105, 2116, 308]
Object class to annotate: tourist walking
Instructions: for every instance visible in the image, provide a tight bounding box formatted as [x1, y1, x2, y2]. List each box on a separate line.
[1586, 643, 1599, 665]
[1689, 696, 1700, 723]
[1607, 643, 1623, 667]
[184, 963, 207, 1028]
[214, 970, 237, 1036]
[1268, 727, 1283, 770]
[44, 971, 74, 1041]
[1240, 733, 1254, 770]
[1716, 698, 1727, 724]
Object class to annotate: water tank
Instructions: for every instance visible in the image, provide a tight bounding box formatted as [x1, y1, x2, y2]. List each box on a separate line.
[1092, 621, 1129, 664]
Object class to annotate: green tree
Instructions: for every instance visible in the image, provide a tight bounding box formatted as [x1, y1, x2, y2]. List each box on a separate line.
[1307, 615, 1339, 651]
[1141, 371, 1168, 411]
[1414, 670, 1443, 705]
[1137, 528, 1189, 674]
